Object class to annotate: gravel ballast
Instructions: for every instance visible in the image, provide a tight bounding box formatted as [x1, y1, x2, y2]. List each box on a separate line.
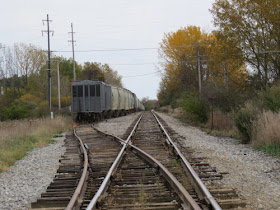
[95, 112, 141, 137]
[0, 136, 66, 210]
[1, 111, 279, 209]
[96, 111, 280, 209]
[156, 112, 280, 210]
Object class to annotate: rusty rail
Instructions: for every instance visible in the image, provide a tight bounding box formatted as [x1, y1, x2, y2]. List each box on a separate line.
[65, 126, 89, 210]
[151, 111, 222, 210]
[92, 124, 202, 209]
[86, 112, 143, 210]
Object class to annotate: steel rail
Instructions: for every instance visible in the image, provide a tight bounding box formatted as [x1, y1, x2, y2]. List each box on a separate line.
[151, 111, 222, 210]
[65, 126, 89, 210]
[86, 112, 143, 210]
[93, 127, 202, 210]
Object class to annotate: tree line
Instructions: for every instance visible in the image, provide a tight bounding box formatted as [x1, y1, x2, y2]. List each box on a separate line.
[0, 43, 123, 120]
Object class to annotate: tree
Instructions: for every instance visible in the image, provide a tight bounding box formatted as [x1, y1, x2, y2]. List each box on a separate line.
[141, 97, 159, 110]
[210, 0, 280, 88]
[158, 26, 248, 106]
[82, 62, 123, 87]
[13, 43, 47, 87]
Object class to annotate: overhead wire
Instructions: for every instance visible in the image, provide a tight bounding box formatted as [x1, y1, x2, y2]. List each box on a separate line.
[122, 70, 162, 78]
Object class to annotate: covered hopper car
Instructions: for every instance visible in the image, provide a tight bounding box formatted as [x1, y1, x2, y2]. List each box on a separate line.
[71, 80, 144, 121]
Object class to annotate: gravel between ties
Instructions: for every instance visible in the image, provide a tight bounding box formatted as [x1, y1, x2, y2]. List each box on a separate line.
[0, 136, 66, 210]
[156, 112, 280, 210]
[95, 112, 141, 138]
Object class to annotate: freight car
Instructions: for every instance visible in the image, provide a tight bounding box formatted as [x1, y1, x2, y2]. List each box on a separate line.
[71, 80, 144, 122]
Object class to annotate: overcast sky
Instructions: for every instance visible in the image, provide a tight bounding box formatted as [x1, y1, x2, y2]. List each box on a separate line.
[1, 0, 215, 100]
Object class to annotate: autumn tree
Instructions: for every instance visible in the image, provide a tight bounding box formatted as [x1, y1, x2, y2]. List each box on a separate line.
[211, 0, 280, 88]
[158, 26, 248, 106]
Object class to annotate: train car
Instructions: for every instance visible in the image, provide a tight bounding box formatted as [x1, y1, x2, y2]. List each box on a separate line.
[71, 80, 144, 121]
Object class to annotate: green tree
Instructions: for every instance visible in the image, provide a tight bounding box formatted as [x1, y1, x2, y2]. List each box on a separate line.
[82, 62, 123, 87]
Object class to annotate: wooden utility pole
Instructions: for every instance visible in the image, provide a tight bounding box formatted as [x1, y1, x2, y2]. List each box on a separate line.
[224, 48, 228, 90]
[42, 14, 54, 110]
[197, 51, 202, 95]
[69, 23, 76, 81]
[52, 60, 61, 110]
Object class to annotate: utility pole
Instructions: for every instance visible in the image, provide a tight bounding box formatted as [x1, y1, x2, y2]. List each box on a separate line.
[69, 23, 76, 81]
[197, 51, 202, 95]
[0, 43, 4, 95]
[224, 48, 228, 90]
[42, 14, 54, 110]
[52, 60, 61, 110]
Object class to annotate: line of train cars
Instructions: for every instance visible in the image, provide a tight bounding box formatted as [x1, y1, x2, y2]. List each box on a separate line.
[71, 80, 145, 122]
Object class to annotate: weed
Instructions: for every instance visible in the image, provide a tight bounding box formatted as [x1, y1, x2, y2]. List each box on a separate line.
[251, 111, 279, 145]
[256, 144, 280, 157]
[0, 116, 73, 172]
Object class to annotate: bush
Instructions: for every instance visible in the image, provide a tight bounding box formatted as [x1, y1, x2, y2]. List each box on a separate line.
[177, 92, 209, 123]
[233, 101, 260, 143]
[260, 85, 280, 112]
[33, 101, 50, 118]
[1, 105, 30, 120]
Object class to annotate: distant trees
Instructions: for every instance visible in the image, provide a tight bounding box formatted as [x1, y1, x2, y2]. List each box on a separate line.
[0, 43, 123, 120]
[141, 97, 159, 110]
[82, 62, 123, 87]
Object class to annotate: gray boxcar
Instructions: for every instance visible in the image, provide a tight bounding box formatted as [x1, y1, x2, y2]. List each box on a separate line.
[71, 80, 144, 121]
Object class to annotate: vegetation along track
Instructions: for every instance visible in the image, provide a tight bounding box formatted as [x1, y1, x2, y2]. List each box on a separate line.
[30, 111, 245, 209]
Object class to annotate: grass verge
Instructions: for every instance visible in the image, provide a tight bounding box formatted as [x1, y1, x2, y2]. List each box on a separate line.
[0, 116, 73, 173]
[256, 144, 280, 157]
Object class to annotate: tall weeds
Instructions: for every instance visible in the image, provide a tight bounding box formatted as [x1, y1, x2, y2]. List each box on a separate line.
[0, 116, 73, 172]
[252, 111, 280, 146]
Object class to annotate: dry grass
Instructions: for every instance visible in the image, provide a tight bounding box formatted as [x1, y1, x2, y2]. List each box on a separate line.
[252, 111, 280, 146]
[208, 110, 235, 131]
[0, 116, 73, 172]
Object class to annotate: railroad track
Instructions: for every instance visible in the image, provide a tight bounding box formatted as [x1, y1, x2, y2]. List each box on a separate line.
[31, 111, 245, 209]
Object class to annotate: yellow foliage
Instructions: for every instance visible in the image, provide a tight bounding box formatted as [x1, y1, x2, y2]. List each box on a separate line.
[158, 25, 248, 104]
[15, 93, 41, 104]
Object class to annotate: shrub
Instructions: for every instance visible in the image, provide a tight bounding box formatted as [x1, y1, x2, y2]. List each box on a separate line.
[233, 101, 260, 143]
[1, 105, 30, 120]
[33, 101, 49, 118]
[177, 92, 209, 123]
[260, 85, 280, 112]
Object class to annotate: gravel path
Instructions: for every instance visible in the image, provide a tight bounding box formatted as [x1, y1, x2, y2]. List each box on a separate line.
[0, 136, 66, 210]
[156, 112, 280, 210]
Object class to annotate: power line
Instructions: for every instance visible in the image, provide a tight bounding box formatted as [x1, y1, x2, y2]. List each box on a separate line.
[122, 70, 161, 78]
[110, 62, 155, 66]
[53, 47, 158, 52]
